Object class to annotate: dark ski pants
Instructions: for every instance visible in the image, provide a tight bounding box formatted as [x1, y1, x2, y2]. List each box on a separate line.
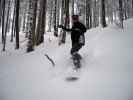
[70, 43, 83, 55]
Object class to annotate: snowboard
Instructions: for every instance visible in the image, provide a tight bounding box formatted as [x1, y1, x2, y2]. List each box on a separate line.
[65, 68, 81, 82]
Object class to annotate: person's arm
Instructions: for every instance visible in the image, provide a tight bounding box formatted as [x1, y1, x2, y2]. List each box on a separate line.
[80, 23, 87, 33]
[58, 25, 72, 32]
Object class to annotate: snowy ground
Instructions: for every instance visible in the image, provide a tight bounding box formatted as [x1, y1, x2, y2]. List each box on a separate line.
[0, 19, 133, 100]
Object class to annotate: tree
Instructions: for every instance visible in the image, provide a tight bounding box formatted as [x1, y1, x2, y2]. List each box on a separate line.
[86, 0, 92, 29]
[1, 0, 5, 44]
[11, 1, 16, 42]
[53, 0, 58, 37]
[71, 0, 74, 16]
[47, 0, 53, 32]
[0, 0, 2, 25]
[60, 0, 70, 44]
[3, 0, 10, 51]
[27, 0, 38, 52]
[36, 0, 47, 45]
[132, 0, 133, 17]
[100, 0, 107, 28]
[119, 0, 124, 28]
[15, 0, 20, 49]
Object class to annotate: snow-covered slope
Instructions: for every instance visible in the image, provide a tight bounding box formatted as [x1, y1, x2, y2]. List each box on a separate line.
[0, 19, 133, 100]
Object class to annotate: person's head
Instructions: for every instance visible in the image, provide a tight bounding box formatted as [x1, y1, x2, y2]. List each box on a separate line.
[72, 15, 79, 23]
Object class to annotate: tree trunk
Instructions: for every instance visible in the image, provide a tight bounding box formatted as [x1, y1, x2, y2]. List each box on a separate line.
[0, 0, 2, 25]
[60, 0, 69, 44]
[47, 0, 53, 32]
[40, 0, 47, 43]
[132, 0, 133, 17]
[86, 0, 92, 29]
[2, 0, 5, 44]
[3, 0, 11, 51]
[11, 3, 16, 42]
[36, 0, 47, 45]
[22, 1, 27, 32]
[101, 0, 107, 28]
[119, 0, 124, 28]
[71, 0, 74, 15]
[27, 0, 38, 52]
[53, 0, 58, 37]
[56, 0, 60, 32]
[15, 0, 20, 49]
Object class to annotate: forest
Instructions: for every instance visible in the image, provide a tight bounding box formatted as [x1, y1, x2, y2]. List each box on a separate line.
[1, 0, 133, 100]
[0, 0, 133, 52]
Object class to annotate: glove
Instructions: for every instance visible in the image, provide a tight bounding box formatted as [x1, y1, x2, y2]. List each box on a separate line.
[79, 35, 85, 45]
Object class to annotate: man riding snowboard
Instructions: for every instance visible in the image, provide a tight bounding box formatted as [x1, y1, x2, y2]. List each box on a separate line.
[58, 15, 87, 68]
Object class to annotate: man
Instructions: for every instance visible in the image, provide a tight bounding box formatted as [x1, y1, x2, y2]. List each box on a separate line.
[58, 15, 86, 62]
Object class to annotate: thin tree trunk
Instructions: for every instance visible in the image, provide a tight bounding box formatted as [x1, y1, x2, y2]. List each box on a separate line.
[132, 0, 133, 17]
[39, 0, 47, 43]
[2, 0, 5, 44]
[11, 4, 16, 42]
[3, 0, 10, 51]
[27, 0, 38, 52]
[15, 0, 20, 49]
[61, 0, 69, 44]
[22, 1, 27, 32]
[119, 0, 124, 28]
[71, 0, 74, 15]
[123, 0, 128, 20]
[54, 0, 58, 37]
[48, 0, 53, 32]
[32, 0, 38, 46]
[0, 0, 2, 25]
[61, 0, 64, 25]
[56, 0, 60, 32]
[101, 0, 107, 28]
[36, 9, 41, 45]
[36, 0, 47, 45]
[25, 1, 29, 38]
[86, 0, 92, 29]
[93, 0, 97, 27]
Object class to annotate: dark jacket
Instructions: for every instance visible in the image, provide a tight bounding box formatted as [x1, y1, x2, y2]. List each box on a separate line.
[61, 21, 87, 45]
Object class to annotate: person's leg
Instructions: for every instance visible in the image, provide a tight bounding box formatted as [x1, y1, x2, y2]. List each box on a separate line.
[70, 44, 82, 57]
[70, 43, 82, 68]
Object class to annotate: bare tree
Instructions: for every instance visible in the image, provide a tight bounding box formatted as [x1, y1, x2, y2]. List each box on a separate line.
[1, 0, 5, 44]
[119, 0, 124, 28]
[47, 0, 53, 32]
[11, 1, 16, 42]
[53, 0, 58, 37]
[27, 0, 38, 52]
[0, 0, 2, 25]
[86, 0, 92, 29]
[36, 0, 47, 45]
[60, 0, 70, 44]
[15, 0, 20, 49]
[100, 0, 107, 28]
[3, 0, 11, 51]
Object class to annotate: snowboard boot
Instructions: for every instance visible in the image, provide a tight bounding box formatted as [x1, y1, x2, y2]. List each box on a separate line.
[72, 52, 81, 69]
